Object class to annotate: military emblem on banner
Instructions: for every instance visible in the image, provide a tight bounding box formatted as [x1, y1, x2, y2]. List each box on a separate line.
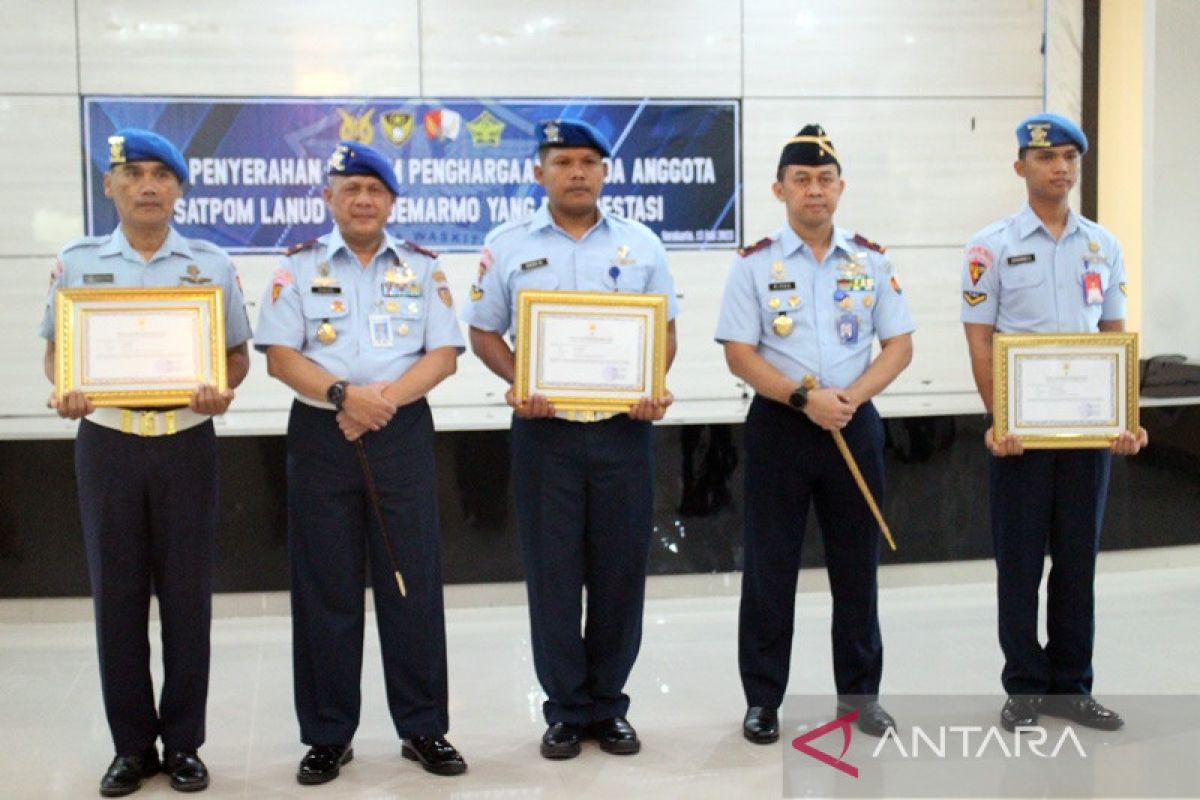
[337, 108, 375, 144]
[380, 111, 414, 146]
[424, 109, 462, 142]
[466, 111, 505, 147]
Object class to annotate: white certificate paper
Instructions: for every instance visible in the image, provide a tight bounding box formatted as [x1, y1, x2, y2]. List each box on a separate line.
[83, 309, 201, 384]
[537, 313, 646, 392]
[1013, 354, 1117, 427]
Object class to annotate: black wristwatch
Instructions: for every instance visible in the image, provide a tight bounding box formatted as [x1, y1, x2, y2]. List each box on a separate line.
[326, 380, 350, 410]
[787, 384, 809, 411]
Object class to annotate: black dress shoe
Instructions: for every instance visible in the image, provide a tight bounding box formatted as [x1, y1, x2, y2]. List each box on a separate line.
[99, 747, 160, 797]
[296, 745, 353, 786]
[540, 722, 584, 759]
[837, 700, 896, 738]
[163, 751, 209, 793]
[742, 706, 779, 745]
[586, 717, 641, 755]
[1000, 695, 1043, 732]
[1041, 695, 1124, 731]
[401, 736, 467, 776]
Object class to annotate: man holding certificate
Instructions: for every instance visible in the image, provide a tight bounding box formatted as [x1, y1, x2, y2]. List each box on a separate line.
[715, 124, 914, 745]
[463, 119, 677, 759]
[961, 113, 1148, 733]
[40, 128, 251, 795]
[255, 141, 467, 782]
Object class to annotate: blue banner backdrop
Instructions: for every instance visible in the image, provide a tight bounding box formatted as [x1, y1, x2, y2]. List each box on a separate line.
[82, 97, 740, 254]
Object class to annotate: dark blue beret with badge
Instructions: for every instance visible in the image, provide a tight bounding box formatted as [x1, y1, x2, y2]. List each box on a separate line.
[327, 140, 402, 196]
[1016, 113, 1088, 155]
[778, 123, 840, 171]
[535, 118, 612, 158]
[108, 128, 188, 184]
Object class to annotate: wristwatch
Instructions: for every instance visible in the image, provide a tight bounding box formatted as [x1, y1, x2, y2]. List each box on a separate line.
[787, 384, 809, 411]
[326, 380, 350, 411]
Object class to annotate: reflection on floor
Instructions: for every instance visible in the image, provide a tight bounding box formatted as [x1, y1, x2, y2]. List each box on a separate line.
[1, 547, 1198, 799]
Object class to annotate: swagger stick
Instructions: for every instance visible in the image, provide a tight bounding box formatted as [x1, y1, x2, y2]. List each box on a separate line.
[802, 375, 897, 551]
[354, 439, 408, 597]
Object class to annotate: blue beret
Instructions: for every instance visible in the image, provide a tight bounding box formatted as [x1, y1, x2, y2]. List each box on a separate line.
[1016, 113, 1088, 155]
[108, 128, 188, 184]
[326, 140, 401, 196]
[536, 118, 612, 158]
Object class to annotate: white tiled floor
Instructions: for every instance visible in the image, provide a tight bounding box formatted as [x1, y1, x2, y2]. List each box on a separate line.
[2, 548, 1199, 799]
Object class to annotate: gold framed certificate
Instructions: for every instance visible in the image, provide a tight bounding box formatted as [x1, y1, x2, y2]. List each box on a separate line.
[54, 286, 227, 407]
[993, 332, 1139, 448]
[513, 290, 668, 413]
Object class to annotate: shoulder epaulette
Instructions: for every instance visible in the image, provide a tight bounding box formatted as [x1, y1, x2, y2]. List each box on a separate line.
[188, 238, 223, 254]
[852, 233, 886, 254]
[402, 239, 439, 259]
[61, 235, 107, 253]
[285, 238, 319, 257]
[738, 236, 773, 258]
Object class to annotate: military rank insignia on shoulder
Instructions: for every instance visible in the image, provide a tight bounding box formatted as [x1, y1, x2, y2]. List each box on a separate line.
[852, 233, 886, 254]
[285, 238, 319, 257]
[738, 236, 773, 258]
[402, 240, 439, 260]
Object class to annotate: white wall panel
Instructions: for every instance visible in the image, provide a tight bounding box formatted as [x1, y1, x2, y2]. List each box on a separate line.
[1046, 0, 1084, 119]
[0, 0, 77, 94]
[0, 96, 83, 256]
[742, 98, 1038, 248]
[1144, 0, 1200, 361]
[744, 0, 1044, 98]
[3, 259, 63, 420]
[78, 0, 422, 96]
[421, 0, 741, 97]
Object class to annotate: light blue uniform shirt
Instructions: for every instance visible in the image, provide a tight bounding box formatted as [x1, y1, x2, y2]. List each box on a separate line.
[715, 226, 914, 389]
[254, 228, 464, 384]
[461, 204, 679, 337]
[40, 226, 251, 347]
[960, 204, 1126, 333]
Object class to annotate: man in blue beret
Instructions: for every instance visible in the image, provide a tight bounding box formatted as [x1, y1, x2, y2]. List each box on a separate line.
[256, 140, 467, 782]
[715, 124, 913, 745]
[463, 118, 678, 759]
[961, 112, 1148, 733]
[41, 127, 252, 795]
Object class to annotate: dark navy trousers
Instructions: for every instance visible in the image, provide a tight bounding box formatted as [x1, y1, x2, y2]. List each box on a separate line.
[511, 414, 654, 726]
[990, 448, 1111, 695]
[76, 418, 217, 755]
[739, 396, 885, 708]
[287, 399, 449, 746]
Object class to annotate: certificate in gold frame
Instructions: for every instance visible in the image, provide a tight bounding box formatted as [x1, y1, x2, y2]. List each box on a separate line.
[55, 286, 227, 408]
[993, 331, 1138, 449]
[514, 290, 668, 413]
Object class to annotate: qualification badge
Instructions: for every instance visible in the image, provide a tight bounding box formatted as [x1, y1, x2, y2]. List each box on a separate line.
[771, 261, 786, 279]
[316, 321, 337, 344]
[613, 245, 635, 266]
[772, 313, 794, 337]
[768, 297, 781, 310]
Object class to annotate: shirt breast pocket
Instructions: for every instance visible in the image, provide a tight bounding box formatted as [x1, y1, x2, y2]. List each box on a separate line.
[614, 264, 650, 292]
[509, 269, 560, 296]
[388, 300, 427, 353]
[760, 298, 801, 340]
[301, 293, 349, 344]
[999, 264, 1045, 291]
